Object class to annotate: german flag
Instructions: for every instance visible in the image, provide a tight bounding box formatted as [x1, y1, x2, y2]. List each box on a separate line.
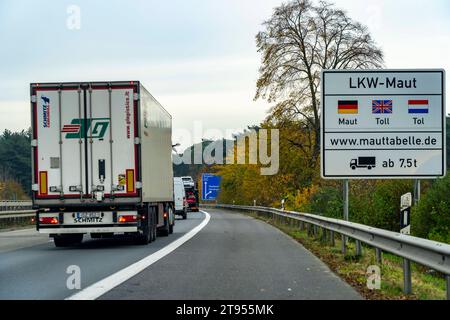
[338, 100, 358, 114]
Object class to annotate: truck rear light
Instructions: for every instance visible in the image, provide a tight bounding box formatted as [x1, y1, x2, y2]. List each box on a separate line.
[39, 217, 59, 224]
[39, 171, 48, 195]
[126, 169, 135, 193]
[163, 212, 168, 218]
[118, 215, 137, 223]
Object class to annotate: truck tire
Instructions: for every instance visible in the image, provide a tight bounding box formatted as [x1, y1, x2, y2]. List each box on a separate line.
[136, 210, 151, 245]
[169, 221, 174, 234]
[168, 206, 174, 234]
[159, 217, 170, 237]
[182, 211, 187, 220]
[54, 234, 83, 247]
[150, 208, 157, 242]
[136, 227, 151, 245]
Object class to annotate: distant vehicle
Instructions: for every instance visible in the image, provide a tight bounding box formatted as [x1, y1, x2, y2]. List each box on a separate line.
[173, 177, 188, 219]
[350, 157, 376, 170]
[31, 81, 175, 247]
[184, 186, 199, 212]
[181, 176, 195, 188]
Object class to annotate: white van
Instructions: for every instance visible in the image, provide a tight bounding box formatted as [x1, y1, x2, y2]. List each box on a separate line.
[181, 176, 195, 188]
[173, 177, 188, 219]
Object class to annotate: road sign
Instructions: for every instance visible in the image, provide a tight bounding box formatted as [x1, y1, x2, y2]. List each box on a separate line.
[202, 174, 221, 201]
[321, 69, 446, 179]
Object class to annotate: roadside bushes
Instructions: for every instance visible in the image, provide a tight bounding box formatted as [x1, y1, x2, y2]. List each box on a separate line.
[288, 180, 413, 232]
[412, 174, 450, 243]
[307, 186, 343, 219]
[364, 180, 413, 231]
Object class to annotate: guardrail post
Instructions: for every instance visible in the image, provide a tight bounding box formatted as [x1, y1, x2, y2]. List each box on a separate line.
[376, 248, 383, 264]
[355, 240, 362, 257]
[330, 230, 335, 246]
[313, 225, 318, 238]
[342, 179, 349, 255]
[403, 258, 412, 295]
[341, 234, 346, 255]
[321, 227, 327, 243]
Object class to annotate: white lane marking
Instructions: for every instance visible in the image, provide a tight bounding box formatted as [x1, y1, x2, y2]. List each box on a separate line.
[66, 210, 211, 300]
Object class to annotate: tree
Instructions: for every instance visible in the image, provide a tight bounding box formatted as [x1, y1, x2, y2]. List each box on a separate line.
[412, 174, 450, 244]
[255, 0, 384, 166]
[0, 129, 32, 196]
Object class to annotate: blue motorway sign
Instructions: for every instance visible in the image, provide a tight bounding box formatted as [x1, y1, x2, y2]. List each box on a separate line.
[202, 174, 221, 201]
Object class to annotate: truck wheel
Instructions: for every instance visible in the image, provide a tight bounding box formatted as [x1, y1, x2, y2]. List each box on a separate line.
[159, 217, 170, 237]
[151, 209, 157, 242]
[136, 228, 151, 245]
[169, 207, 175, 234]
[136, 212, 151, 245]
[182, 211, 187, 220]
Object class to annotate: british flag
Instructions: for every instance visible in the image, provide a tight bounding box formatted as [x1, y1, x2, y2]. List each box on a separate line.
[372, 100, 393, 114]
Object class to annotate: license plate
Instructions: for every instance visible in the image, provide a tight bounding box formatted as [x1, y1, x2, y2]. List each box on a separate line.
[73, 212, 104, 223]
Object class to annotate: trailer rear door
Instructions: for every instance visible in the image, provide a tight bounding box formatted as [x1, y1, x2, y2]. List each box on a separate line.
[32, 82, 140, 202]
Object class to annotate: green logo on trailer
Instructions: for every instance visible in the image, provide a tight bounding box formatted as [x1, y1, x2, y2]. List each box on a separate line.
[61, 118, 110, 139]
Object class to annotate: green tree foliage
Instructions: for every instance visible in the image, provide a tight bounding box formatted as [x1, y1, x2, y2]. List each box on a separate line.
[447, 116, 449, 168]
[412, 175, 450, 243]
[0, 129, 31, 197]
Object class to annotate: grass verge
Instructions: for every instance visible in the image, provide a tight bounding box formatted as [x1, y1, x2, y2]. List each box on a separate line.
[244, 210, 447, 300]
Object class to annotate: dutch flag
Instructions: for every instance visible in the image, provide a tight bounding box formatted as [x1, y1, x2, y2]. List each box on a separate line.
[408, 100, 429, 114]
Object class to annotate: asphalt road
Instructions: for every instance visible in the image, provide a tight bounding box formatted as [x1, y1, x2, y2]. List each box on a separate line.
[0, 208, 361, 300]
[0, 212, 205, 300]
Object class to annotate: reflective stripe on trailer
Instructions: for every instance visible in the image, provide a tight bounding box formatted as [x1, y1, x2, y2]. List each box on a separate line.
[39, 226, 138, 234]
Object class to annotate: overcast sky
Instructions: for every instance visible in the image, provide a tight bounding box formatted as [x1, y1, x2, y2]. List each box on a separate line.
[1, 0, 449, 148]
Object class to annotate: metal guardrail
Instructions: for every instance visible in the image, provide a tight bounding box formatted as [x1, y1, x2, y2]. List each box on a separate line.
[207, 204, 450, 300]
[0, 210, 36, 219]
[0, 200, 33, 211]
[0, 210, 36, 227]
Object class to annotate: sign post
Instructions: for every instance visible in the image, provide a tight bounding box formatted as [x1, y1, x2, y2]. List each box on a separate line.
[342, 179, 349, 255]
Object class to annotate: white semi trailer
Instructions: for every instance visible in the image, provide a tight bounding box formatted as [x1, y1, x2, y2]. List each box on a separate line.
[30, 81, 175, 247]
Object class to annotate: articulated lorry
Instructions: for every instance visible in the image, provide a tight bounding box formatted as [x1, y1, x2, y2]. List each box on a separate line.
[30, 81, 175, 247]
